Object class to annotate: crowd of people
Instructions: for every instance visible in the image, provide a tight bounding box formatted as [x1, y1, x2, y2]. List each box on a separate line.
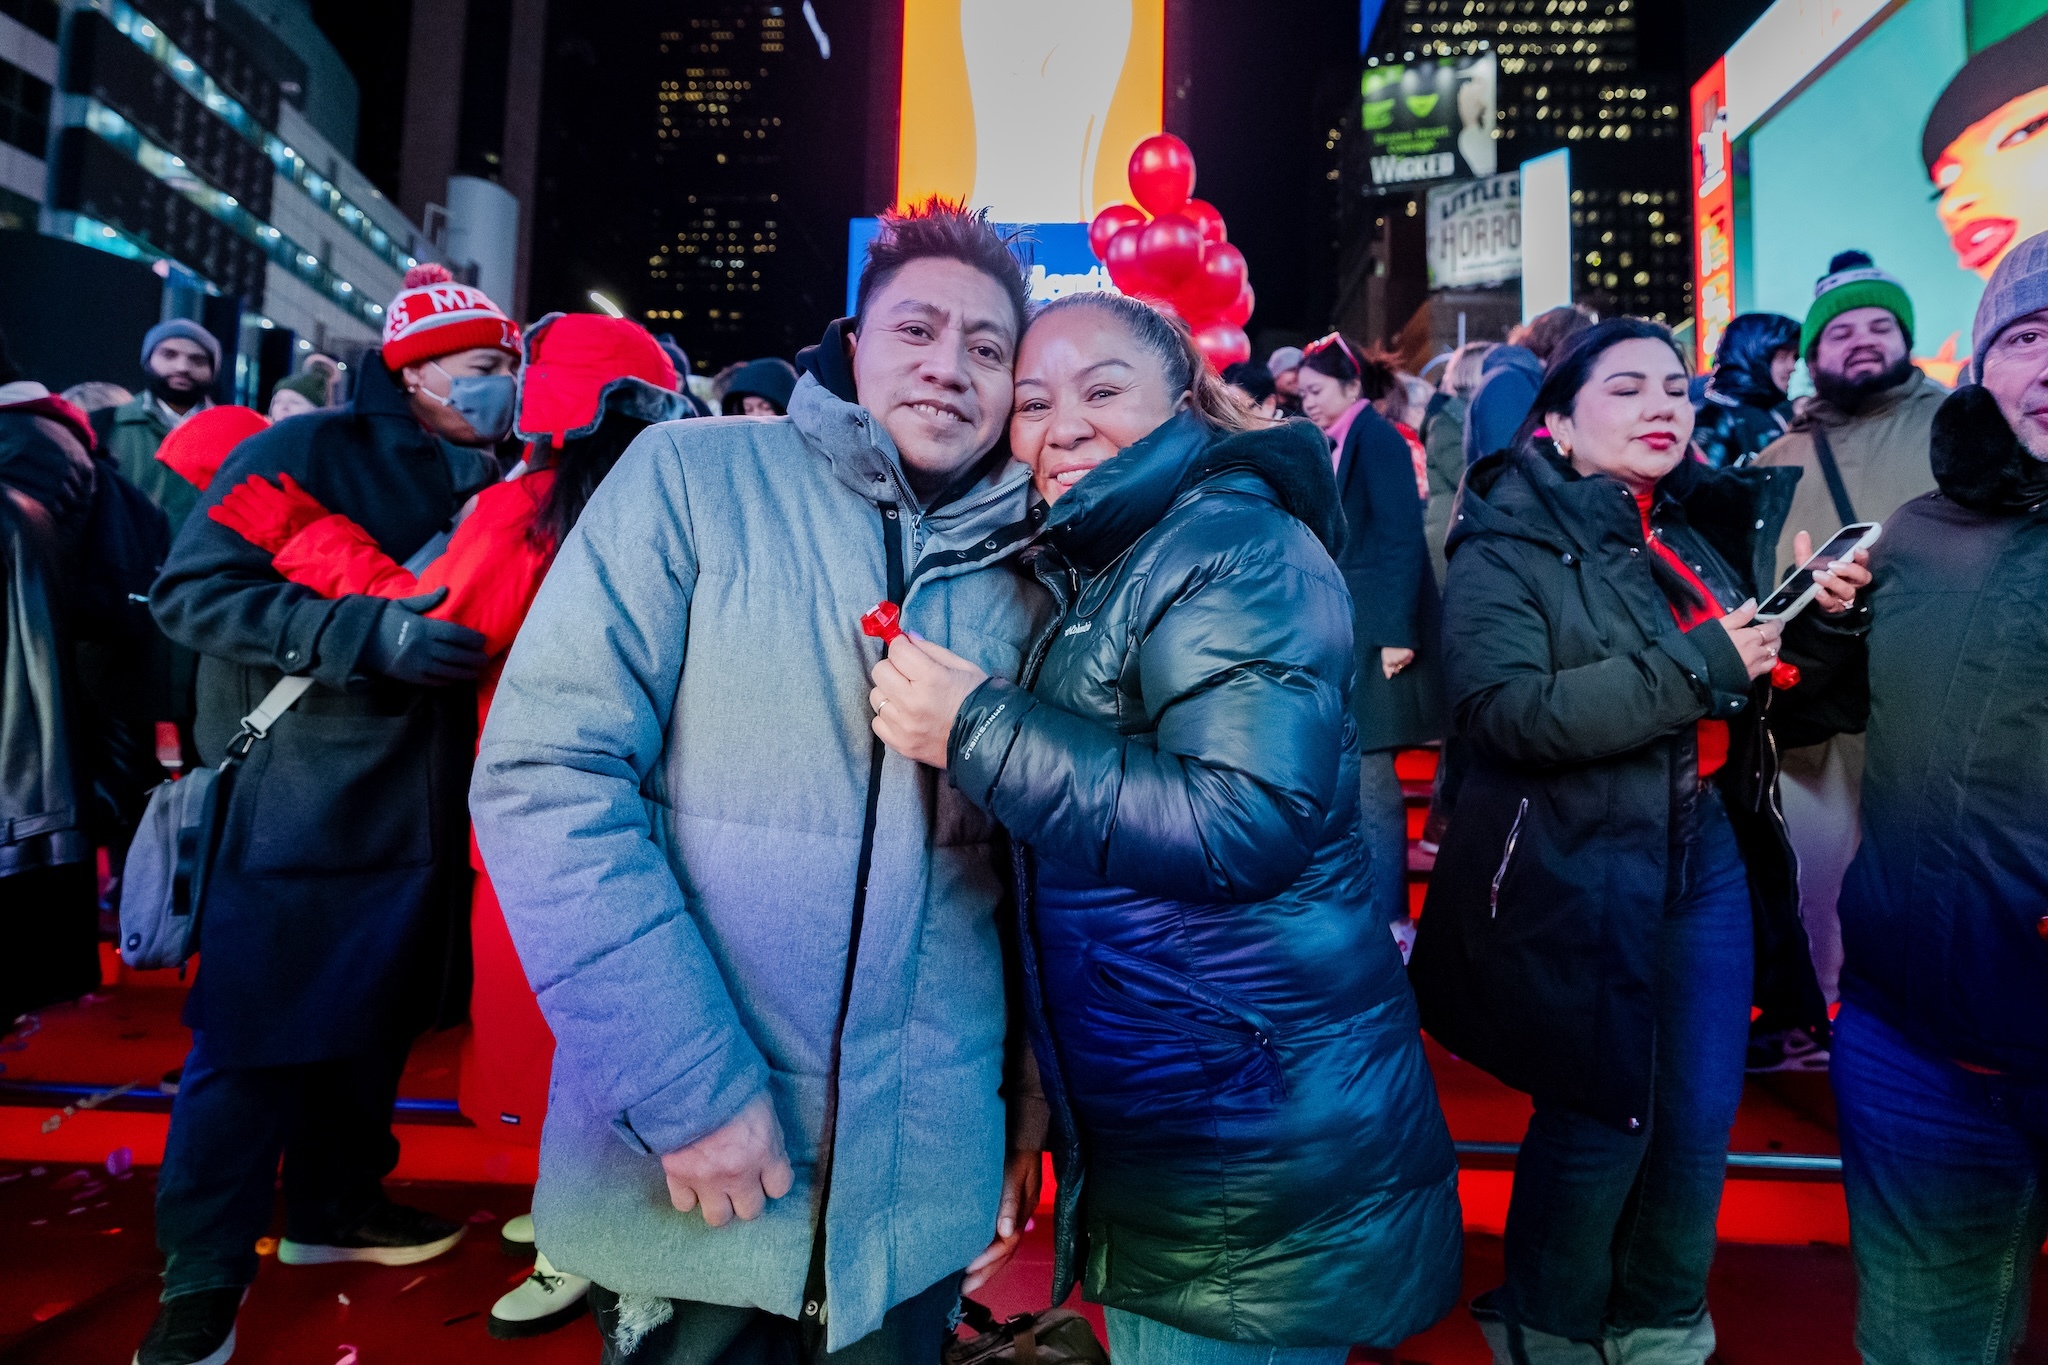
[0, 202, 2042, 1365]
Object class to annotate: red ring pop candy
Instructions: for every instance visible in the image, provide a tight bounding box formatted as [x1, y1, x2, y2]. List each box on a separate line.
[860, 601, 903, 644]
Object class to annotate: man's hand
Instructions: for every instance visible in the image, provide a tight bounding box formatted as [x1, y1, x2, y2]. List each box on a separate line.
[870, 633, 989, 768]
[361, 589, 487, 685]
[659, 1094, 795, 1227]
[962, 1150, 1042, 1294]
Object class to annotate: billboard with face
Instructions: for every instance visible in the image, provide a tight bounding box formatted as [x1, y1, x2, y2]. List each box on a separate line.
[1704, 0, 2048, 381]
[1357, 51, 1498, 194]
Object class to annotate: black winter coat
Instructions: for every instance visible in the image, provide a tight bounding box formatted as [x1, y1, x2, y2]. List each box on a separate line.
[1787, 387, 2048, 1079]
[1335, 403, 1447, 750]
[1409, 444, 1842, 1130]
[950, 412, 1462, 1347]
[151, 357, 495, 1067]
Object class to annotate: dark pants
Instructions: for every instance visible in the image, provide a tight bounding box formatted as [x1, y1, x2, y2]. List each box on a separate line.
[1502, 790, 1753, 1346]
[1359, 749, 1410, 926]
[1833, 1003, 2048, 1365]
[155, 1029, 411, 1298]
[590, 1272, 963, 1365]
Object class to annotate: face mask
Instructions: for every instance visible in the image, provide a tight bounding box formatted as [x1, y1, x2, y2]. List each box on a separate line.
[421, 362, 517, 443]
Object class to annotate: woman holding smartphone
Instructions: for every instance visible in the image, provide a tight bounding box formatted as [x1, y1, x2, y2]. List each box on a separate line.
[1409, 318, 1870, 1365]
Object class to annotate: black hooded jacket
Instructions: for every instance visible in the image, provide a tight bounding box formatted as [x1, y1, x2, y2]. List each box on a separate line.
[1410, 443, 1851, 1129]
[1785, 386, 2048, 1078]
[948, 412, 1462, 1346]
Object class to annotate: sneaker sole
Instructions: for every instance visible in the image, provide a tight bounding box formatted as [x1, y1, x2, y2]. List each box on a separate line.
[488, 1293, 590, 1340]
[134, 1324, 235, 1365]
[277, 1228, 465, 1267]
[499, 1228, 535, 1259]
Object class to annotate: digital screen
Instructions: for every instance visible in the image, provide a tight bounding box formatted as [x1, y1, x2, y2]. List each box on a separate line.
[1519, 149, 1572, 321]
[896, 0, 1164, 225]
[1356, 52, 1498, 194]
[1713, 0, 2048, 381]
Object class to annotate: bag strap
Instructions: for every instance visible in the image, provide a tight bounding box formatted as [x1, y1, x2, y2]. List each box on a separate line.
[1809, 425, 1858, 527]
[225, 675, 314, 760]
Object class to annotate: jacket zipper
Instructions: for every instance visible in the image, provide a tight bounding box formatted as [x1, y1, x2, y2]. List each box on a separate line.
[800, 500, 906, 1340]
[1490, 798, 1529, 919]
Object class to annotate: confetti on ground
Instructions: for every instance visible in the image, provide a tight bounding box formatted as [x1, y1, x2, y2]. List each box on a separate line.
[334, 1347, 358, 1365]
[442, 1310, 480, 1327]
[397, 1276, 426, 1295]
[337, 1293, 351, 1306]
[255, 1237, 278, 1255]
[31, 1301, 73, 1323]
[466, 1208, 497, 1224]
[105, 1147, 133, 1176]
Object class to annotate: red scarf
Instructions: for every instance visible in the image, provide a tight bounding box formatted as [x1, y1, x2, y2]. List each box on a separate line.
[1635, 491, 1729, 778]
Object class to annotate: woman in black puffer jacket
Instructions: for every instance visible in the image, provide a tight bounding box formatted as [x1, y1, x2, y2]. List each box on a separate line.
[869, 293, 1462, 1363]
[1411, 319, 1869, 1364]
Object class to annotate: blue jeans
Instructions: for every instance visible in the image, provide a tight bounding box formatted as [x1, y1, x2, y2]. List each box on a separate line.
[1359, 748, 1409, 926]
[1501, 789, 1753, 1348]
[1832, 1003, 2048, 1365]
[1104, 1308, 1350, 1364]
[155, 1030, 410, 1298]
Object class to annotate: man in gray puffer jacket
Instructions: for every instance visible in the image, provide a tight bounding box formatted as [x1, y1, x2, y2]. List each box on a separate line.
[471, 203, 1053, 1361]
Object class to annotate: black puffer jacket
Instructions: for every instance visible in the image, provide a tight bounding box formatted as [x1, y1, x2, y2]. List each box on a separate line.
[1788, 387, 2048, 1078]
[949, 412, 1462, 1347]
[1410, 443, 1847, 1130]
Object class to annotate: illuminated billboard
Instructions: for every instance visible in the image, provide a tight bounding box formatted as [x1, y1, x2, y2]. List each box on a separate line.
[1696, 0, 2048, 381]
[896, 0, 1164, 225]
[1356, 51, 1498, 194]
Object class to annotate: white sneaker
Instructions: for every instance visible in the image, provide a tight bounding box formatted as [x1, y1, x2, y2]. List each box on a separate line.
[488, 1251, 591, 1340]
[499, 1211, 536, 1258]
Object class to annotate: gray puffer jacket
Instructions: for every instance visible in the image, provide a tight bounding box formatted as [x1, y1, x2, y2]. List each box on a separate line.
[471, 368, 1053, 1348]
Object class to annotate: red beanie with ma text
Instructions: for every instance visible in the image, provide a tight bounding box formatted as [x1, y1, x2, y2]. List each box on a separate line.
[381, 263, 521, 372]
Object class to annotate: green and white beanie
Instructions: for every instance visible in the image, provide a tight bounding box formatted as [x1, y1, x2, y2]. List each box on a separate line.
[1802, 250, 1914, 357]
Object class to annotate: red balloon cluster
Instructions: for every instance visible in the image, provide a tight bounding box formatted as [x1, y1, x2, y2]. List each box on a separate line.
[1089, 135, 1254, 371]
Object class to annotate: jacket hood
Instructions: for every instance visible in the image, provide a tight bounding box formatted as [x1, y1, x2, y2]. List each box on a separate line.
[1710, 312, 1799, 408]
[794, 317, 859, 405]
[1045, 412, 1339, 574]
[1482, 344, 1542, 381]
[1930, 384, 2048, 513]
[722, 357, 799, 413]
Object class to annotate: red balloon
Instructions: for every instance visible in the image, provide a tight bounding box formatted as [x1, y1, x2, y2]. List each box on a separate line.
[1185, 242, 1248, 315]
[1089, 204, 1147, 262]
[1192, 322, 1252, 370]
[1183, 199, 1226, 244]
[1222, 283, 1254, 329]
[1128, 134, 1197, 217]
[1103, 224, 1154, 295]
[1135, 213, 1203, 289]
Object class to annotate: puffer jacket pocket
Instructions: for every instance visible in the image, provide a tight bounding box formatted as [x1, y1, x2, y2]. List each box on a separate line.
[1068, 943, 1287, 1117]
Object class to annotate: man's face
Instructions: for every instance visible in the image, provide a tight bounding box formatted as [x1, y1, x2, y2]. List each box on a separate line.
[1931, 85, 2048, 280]
[1981, 306, 2048, 459]
[148, 337, 215, 403]
[850, 257, 1017, 487]
[1272, 367, 1301, 396]
[1812, 307, 1908, 384]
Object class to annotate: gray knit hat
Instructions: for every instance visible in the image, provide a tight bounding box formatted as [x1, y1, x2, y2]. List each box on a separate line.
[1266, 345, 1305, 376]
[140, 318, 222, 372]
[1972, 229, 2048, 382]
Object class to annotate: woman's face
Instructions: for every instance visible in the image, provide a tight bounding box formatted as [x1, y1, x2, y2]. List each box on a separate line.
[1769, 346, 1797, 395]
[1546, 337, 1694, 492]
[739, 393, 780, 416]
[1931, 84, 2048, 279]
[1296, 366, 1362, 429]
[1010, 307, 1183, 503]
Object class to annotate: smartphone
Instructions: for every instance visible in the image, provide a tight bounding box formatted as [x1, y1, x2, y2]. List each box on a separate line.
[1755, 521, 1882, 622]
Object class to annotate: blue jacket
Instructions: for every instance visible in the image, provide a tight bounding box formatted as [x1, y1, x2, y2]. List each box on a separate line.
[1462, 343, 1543, 466]
[470, 364, 1052, 1348]
[949, 414, 1462, 1347]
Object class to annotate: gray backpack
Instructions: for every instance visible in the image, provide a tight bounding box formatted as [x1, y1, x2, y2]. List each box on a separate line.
[119, 676, 312, 970]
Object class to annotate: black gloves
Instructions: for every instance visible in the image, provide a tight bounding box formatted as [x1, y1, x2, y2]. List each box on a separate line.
[360, 589, 487, 686]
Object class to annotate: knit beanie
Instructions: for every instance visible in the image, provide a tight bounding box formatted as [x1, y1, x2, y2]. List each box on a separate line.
[1802, 251, 1915, 357]
[271, 368, 329, 406]
[1971, 228, 2048, 381]
[141, 318, 222, 372]
[381, 263, 521, 372]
